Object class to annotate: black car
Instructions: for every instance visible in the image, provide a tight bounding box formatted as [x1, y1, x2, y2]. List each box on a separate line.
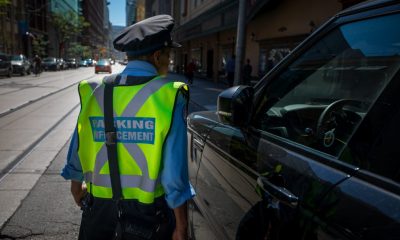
[0, 53, 12, 77]
[187, 1, 400, 239]
[66, 58, 78, 69]
[42, 57, 59, 71]
[11, 54, 31, 76]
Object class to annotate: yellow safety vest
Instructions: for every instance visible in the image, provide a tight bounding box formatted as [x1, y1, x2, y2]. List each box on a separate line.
[77, 75, 187, 204]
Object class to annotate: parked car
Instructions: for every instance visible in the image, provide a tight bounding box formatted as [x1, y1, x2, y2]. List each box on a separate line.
[187, 1, 400, 239]
[57, 58, 68, 70]
[79, 60, 88, 67]
[94, 59, 112, 74]
[66, 58, 78, 69]
[0, 53, 12, 77]
[42, 57, 60, 71]
[85, 58, 94, 66]
[11, 54, 31, 76]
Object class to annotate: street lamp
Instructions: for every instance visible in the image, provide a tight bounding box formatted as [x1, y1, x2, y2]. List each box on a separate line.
[25, 31, 35, 58]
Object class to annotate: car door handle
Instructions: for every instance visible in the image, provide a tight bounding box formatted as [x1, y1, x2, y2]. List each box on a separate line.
[257, 176, 299, 207]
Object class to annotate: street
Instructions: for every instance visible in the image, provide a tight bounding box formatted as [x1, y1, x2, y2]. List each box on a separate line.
[0, 64, 225, 239]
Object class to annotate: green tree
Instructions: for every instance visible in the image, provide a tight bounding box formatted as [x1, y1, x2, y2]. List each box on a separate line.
[0, 0, 10, 15]
[0, 0, 11, 8]
[67, 42, 91, 59]
[32, 34, 48, 57]
[51, 11, 90, 57]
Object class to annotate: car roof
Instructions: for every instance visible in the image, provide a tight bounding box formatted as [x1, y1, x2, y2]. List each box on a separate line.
[338, 0, 399, 17]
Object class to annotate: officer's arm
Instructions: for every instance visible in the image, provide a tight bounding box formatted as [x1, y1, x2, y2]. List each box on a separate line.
[71, 180, 87, 207]
[172, 202, 188, 240]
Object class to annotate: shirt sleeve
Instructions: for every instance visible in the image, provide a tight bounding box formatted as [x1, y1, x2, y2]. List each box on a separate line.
[61, 127, 84, 182]
[161, 93, 195, 209]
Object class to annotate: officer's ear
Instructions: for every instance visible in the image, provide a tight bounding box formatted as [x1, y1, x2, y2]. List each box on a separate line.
[153, 50, 161, 65]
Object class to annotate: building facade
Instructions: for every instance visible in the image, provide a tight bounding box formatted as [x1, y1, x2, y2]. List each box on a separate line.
[126, 0, 136, 25]
[136, 0, 145, 22]
[0, 0, 28, 55]
[47, 0, 79, 57]
[111, 25, 126, 61]
[80, 0, 109, 59]
[173, 0, 365, 83]
[0, 0, 49, 57]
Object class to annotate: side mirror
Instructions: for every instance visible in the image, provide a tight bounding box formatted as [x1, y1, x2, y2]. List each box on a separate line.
[217, 85, 254, 127]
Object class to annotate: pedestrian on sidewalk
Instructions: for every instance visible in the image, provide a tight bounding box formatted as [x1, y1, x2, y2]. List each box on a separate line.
[185, 59, 196, 84]
[61, 14, 194, 240]
[243, 58, 252, 86]
[226, 54, 235, 87]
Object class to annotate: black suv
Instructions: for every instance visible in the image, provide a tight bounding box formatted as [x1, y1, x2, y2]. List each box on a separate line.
[187, 1, 400, 239]
[0, 53, 12, 78]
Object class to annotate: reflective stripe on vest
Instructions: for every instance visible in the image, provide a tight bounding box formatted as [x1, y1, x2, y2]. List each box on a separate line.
[77, 76, 186, 203]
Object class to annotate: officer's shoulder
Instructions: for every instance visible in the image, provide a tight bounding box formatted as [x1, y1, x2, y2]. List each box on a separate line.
[177, 83, 189, 100]
[102, 74, 120, 85]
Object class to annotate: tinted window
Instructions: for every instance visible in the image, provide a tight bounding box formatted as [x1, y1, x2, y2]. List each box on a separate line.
[255, 13, 400, 157]
[0, 55, 9, 61]
[349, 104, 400, 183]
[12, 55, 23, 61]
[44, 58, 56, 62]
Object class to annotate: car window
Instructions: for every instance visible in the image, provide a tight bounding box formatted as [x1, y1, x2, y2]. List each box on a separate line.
[0, 55, 9, 61]
[254, 13, 400, 157]
[98, 60, 109, 65]
[12, 55, 22, 61]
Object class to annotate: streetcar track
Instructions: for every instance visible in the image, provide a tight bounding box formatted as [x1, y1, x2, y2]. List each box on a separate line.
[0, 71, 107, 181]
[0, 69, 91, 86]
[0, 102, 79, 182]
[0, 73, 97, 118]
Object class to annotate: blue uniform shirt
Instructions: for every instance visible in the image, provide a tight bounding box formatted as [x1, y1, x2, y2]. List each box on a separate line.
[61, 60, 195, 208]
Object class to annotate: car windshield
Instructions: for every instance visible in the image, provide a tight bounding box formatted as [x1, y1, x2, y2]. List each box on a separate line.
[97, 59, 109, 65]
[11, 55, 22, 61]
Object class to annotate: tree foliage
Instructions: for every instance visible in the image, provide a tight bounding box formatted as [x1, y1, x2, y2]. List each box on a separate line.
[51, 11, 90, 57]
[0, 0, 10, 15]
[32, 34, 48, 57]
[0, 0, 11, 6]
[67, 42, 91, 59]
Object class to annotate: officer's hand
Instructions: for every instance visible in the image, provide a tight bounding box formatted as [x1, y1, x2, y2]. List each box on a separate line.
[172, 227, 187, 240]
[71, 180, 87, 207]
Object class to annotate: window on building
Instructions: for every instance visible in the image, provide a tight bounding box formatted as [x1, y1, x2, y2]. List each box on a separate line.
[181, 0, 188, 16]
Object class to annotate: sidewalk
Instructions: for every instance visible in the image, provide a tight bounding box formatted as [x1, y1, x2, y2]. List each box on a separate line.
[168, 73, 227, 112]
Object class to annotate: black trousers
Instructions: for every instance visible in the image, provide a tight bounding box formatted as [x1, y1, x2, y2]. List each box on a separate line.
[78, 195, 175, 240]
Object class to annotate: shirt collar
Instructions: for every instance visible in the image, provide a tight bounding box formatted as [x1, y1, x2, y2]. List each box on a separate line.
[121, 60, 158, 76]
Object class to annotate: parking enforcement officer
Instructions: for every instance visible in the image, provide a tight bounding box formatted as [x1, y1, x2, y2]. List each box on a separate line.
[61, 15, 194, 240]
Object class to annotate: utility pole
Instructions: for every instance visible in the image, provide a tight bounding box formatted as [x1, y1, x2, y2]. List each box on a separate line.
[234, 0, 246, 86]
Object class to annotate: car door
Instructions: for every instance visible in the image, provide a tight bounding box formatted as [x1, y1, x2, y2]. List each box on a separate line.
[192, 7, 400, 240]
[308, 71, 400, 239]
[248, 10, 400, 240]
